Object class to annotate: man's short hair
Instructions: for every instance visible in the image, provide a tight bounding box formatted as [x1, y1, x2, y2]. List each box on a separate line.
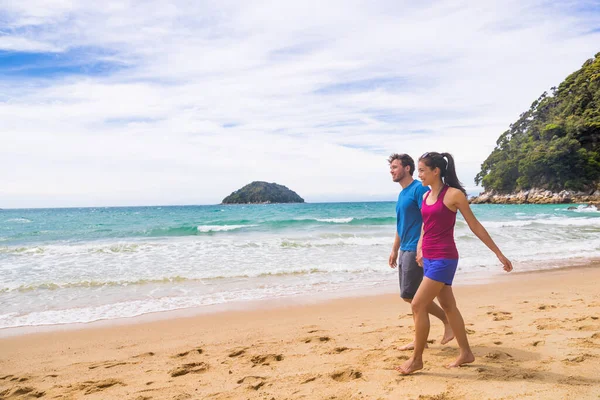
[387, 153, 415, 175]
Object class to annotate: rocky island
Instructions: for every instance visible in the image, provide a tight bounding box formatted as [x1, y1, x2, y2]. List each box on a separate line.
[471, 52, 600, 205]
[221, 181, 305, 204]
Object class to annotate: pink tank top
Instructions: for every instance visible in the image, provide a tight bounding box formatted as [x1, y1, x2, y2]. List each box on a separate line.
[421, 185, 459, 259]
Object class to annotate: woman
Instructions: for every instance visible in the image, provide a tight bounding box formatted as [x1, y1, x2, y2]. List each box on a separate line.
[397, 152, 513, 375]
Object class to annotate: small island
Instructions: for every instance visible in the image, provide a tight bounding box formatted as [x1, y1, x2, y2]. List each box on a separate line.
[221, 181, 305, 204]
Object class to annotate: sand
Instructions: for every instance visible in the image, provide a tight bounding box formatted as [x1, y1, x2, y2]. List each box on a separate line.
[1, 264, 600, 399]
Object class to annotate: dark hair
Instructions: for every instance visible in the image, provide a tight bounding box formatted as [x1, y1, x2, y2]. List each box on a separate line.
[418, 152, 467, 196]
[387, 153, 415, 175]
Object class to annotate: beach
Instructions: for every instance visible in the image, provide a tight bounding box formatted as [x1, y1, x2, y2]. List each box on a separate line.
[2, 263, 600, 399]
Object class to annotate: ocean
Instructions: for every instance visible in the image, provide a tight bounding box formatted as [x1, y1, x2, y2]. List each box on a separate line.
[1, 202, 599, 331]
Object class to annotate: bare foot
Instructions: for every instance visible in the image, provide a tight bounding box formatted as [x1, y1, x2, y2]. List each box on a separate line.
[395, 342, 428, 351]
[396, 357, 423, 375]
[446, 351, 475, 368]
[440, 324, 455, 345]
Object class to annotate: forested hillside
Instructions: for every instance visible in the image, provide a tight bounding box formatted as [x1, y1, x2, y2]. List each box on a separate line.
[475, 53, 600, 193]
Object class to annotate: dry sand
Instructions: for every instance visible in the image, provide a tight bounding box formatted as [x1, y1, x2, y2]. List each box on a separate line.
[2, 264, 600, 399]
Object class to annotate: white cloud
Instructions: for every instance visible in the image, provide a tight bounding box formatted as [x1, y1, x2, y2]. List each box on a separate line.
[0, 0, 599, 207]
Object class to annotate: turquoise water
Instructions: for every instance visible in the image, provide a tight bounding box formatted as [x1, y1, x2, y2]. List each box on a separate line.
[1, 202, 599, 330]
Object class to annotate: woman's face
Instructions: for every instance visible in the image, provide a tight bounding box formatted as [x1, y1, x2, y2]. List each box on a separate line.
[417, 160, 439, 186]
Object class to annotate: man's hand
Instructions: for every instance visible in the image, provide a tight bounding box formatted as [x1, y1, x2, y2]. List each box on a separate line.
[389, 250, 398, 269]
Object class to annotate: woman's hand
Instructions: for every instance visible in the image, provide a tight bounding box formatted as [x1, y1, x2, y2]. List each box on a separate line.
[416, 249, 423, 267]
[498, 253, 513, 272]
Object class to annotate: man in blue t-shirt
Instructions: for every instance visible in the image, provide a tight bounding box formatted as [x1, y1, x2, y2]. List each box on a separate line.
[388, 153, 454, 350]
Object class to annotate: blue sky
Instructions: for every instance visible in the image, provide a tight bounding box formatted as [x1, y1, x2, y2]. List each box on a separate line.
[1, 0, 599, 207]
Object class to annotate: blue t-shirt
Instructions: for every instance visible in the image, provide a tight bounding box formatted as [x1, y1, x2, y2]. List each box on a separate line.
[396, 180, 430, 252]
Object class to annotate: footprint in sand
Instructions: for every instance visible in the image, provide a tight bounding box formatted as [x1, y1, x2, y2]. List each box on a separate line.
[487, 311, 513, 321]
[562, 354, 595, 364]
[132, 352, 155, 358]
[485, 351, 513, 361]
[169, 362, 209, 377]
[89, 361, 134, 370]
[327, 347, 350, 354]
[237, 375, 267, 390]
[251, 354, 283, 366]
[330, 368, 362, 382]
[534, 318, 562, 330]
[418, 392, 453, 400]
[1, 375, 28, 383]
[577, 325, 599, 331]
[228, 347, 248, 358]
[574, 315, 599, 322]
[301, 376, 318, 384]
[568, 337, 598, 349]
[74, 378, 125, 395]
[3, 386, 45, 398]
[171, 348, 203, 358]
[382, 355, 410, 365]
[302, 335, 331, 343]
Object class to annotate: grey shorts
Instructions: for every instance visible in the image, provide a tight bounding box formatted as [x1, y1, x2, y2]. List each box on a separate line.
[398, 250, 424, 299]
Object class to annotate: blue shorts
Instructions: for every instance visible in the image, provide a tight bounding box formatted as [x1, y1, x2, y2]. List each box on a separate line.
[423, 258, 459, 285]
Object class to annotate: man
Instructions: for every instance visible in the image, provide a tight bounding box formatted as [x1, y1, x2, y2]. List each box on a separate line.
[388, 153, 454, 350]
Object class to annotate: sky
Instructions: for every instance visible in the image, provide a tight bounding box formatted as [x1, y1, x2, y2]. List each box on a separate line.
[1, 0, 599, 208]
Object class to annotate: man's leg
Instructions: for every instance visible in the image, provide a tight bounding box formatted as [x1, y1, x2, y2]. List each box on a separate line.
[398, 251, 454, 349]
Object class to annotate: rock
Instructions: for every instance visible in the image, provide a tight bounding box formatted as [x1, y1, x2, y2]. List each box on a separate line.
[469, 187, 600, 205]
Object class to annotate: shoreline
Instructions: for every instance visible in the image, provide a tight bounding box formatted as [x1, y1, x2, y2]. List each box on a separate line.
[2, 262, 600, 399]
[2, 260, 599, 339]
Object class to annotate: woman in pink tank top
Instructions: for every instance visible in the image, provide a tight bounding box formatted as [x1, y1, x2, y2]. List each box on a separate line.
[397, 152, 513, 376]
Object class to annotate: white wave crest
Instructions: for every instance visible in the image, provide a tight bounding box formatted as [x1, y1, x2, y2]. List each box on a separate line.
[5, 218, 32, 223]
[567, 205, 598, 213]
[315, 218, 354, 223]
[196, 224, 255, 232]
[482, 217, 600, 228]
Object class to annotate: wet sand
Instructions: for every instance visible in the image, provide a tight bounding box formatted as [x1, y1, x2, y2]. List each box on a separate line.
[1, 264, 600, 399]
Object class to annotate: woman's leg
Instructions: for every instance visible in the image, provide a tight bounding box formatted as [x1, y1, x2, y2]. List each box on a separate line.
[437, 285, 475, 367]
[397, 277, 445, 374]
[397, 299, 453, 350]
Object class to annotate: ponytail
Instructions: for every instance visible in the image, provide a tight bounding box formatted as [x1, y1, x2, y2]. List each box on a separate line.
[440, 153, 467, 196]
[418, 152, 467, 196]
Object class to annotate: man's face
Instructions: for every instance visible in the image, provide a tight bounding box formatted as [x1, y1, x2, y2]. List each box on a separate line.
[390, 159, 408, 183]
